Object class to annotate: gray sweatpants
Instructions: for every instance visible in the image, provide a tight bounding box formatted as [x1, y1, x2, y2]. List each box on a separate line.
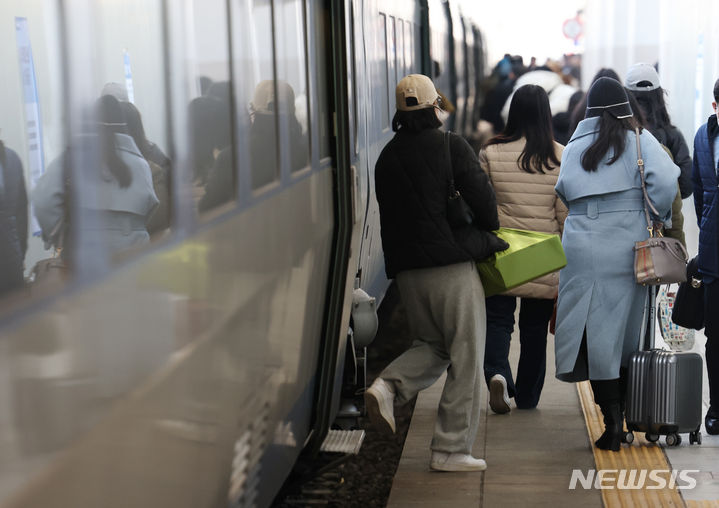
[381, 261, 486, 454]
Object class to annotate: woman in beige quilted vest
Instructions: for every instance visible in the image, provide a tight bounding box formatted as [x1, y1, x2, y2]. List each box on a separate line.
[478, 84, 567, 414]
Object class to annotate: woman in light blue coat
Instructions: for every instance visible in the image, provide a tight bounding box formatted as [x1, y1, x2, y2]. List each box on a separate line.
[554, 78, 678, 451]
[33, 95, 159, 259]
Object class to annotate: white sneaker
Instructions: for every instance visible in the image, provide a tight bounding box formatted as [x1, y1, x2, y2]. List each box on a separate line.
[489, 374, 511, 414]
[365, 378, 396, 434]
[430, 451, 487, 472]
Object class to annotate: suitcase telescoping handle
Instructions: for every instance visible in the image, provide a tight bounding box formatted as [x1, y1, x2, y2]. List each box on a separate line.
[639, 286, 656, 351]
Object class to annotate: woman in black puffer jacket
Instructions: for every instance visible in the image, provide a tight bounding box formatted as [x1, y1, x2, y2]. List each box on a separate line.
[365, 74, 506, 473]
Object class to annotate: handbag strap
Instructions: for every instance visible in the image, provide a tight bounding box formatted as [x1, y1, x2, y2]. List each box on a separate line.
[444, 131, 458, 198]
[634, 127, 661, 238]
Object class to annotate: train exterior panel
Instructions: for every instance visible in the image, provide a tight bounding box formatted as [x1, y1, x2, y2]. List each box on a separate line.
[0, 0, 487, 506]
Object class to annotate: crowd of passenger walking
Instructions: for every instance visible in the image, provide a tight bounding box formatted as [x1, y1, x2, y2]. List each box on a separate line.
[366, 59, 719, 471]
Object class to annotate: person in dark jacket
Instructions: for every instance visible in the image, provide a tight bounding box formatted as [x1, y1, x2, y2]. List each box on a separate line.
[691, 78, 719, 435]
[365, 74, 507, 472]
[0, 141, 28, 295]
[120, 101, 171, 236]
[625, 62, 693, 199]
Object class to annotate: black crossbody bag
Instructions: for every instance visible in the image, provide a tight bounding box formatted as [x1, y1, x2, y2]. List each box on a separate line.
[444, 131, 474, 228]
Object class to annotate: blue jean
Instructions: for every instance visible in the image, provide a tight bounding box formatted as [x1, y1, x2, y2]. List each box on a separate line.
[483, 295, 554, 409]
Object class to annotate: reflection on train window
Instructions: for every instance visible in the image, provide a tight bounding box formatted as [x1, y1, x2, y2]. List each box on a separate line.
[378, 13, 390, 129]
[0, 3, 67, 305]
[388, 16, 397, 93]
[314, 3, 332, 160]
[237, 0, 280, 190]
[396, 19, 404, 80]
[35, 0, 173, 280]
[275, 0, 310, 173]
[190, 0, 236, 214]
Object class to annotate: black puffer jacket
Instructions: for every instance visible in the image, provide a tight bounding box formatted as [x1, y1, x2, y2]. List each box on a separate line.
[0, 144, 28, 294]
[650, 124, 693, 199]
[375, 128, 505, 279]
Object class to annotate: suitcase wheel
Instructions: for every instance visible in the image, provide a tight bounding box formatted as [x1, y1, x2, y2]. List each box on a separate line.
[689, 431, 702, 445]
[665, 433, 681, 446]
[622, 431, 634, 444]
[645, 433, 660, 443]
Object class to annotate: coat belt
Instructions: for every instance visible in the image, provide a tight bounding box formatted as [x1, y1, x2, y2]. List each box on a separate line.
[568, 198, 644, 219]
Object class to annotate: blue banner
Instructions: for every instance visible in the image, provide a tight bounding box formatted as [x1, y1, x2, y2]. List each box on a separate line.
[124, 49, 135, 103]
[15, 17, 44, 236]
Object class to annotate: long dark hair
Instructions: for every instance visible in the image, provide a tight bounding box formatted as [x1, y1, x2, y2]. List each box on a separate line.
[580, 111, 640, 172]
[485, 84, 560, 173]
[626, 90, 647, 128]
[631, 88, 672, 130]
[120, 101, 152, 160]
[392, 107, 442, 132]
[96, 95, 132, 188]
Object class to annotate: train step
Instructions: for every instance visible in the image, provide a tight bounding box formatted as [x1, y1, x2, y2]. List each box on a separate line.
[319, 429, 365, 455]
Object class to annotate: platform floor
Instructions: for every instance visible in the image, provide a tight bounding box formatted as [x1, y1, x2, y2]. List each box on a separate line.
[387, 324, 719, 508]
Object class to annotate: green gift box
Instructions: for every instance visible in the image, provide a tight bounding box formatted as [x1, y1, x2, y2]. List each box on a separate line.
[477, 228, 567, 297]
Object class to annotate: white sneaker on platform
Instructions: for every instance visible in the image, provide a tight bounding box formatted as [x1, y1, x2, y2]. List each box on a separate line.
[489, 374, 511, 414]
[365, 378, 396, 434]
[430, 451, 487, 472]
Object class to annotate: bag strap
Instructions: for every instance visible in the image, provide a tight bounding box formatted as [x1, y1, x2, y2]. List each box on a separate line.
[634, 127, 661, 238]
[444, 131, 458, 198]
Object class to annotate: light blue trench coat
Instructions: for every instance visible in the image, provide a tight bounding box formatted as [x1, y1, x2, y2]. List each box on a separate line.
[554, 117, 679, 381]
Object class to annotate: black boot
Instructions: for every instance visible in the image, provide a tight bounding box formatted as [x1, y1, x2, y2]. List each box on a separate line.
[618, 368, 628, 416]
[591, 378, 623, 452]
[618, 368, 631, 443]
[595, 402, 623, 451]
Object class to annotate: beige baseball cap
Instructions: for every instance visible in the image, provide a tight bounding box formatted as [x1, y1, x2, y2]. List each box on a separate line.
[250, 80, 296, 114]
[395, 74, 439, 111]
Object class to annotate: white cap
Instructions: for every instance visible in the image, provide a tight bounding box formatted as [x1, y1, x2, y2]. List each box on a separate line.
[395, 74, 439, 111]
[100, 82, 129, 102]
[625, 63, 661, 91]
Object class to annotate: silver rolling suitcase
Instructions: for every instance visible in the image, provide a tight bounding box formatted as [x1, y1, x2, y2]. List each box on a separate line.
[625, 288, 703, 446]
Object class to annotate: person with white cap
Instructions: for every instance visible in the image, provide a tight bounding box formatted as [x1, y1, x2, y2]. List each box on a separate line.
[625, 62, 692, 201]
[365, 74, 507, 471]
[553, 77, 679, 451]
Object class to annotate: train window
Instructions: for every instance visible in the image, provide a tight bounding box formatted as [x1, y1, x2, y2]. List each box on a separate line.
[233, 0, 280, 191]
[314, 2, 332, 160]
[51, 0, 174, 276]
[405, 21, 413, 74]
[187, 0, 236, 215]
[0, 2, 68, 306]
[388, 16, 398, 108]
[275, 0, 310, 173]
[396, 19, 405, 79]
[378, 13, 390, 129]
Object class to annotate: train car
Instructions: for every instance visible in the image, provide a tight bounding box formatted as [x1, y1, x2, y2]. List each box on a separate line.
[0, 1, 486, 507]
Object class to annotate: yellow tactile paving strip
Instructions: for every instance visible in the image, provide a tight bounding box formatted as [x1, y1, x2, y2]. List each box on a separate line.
[577, 381, 686, 508]
[687, 502, 719, 508]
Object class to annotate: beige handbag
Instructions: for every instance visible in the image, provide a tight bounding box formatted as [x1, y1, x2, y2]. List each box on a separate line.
[632, 128, 688, 285]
